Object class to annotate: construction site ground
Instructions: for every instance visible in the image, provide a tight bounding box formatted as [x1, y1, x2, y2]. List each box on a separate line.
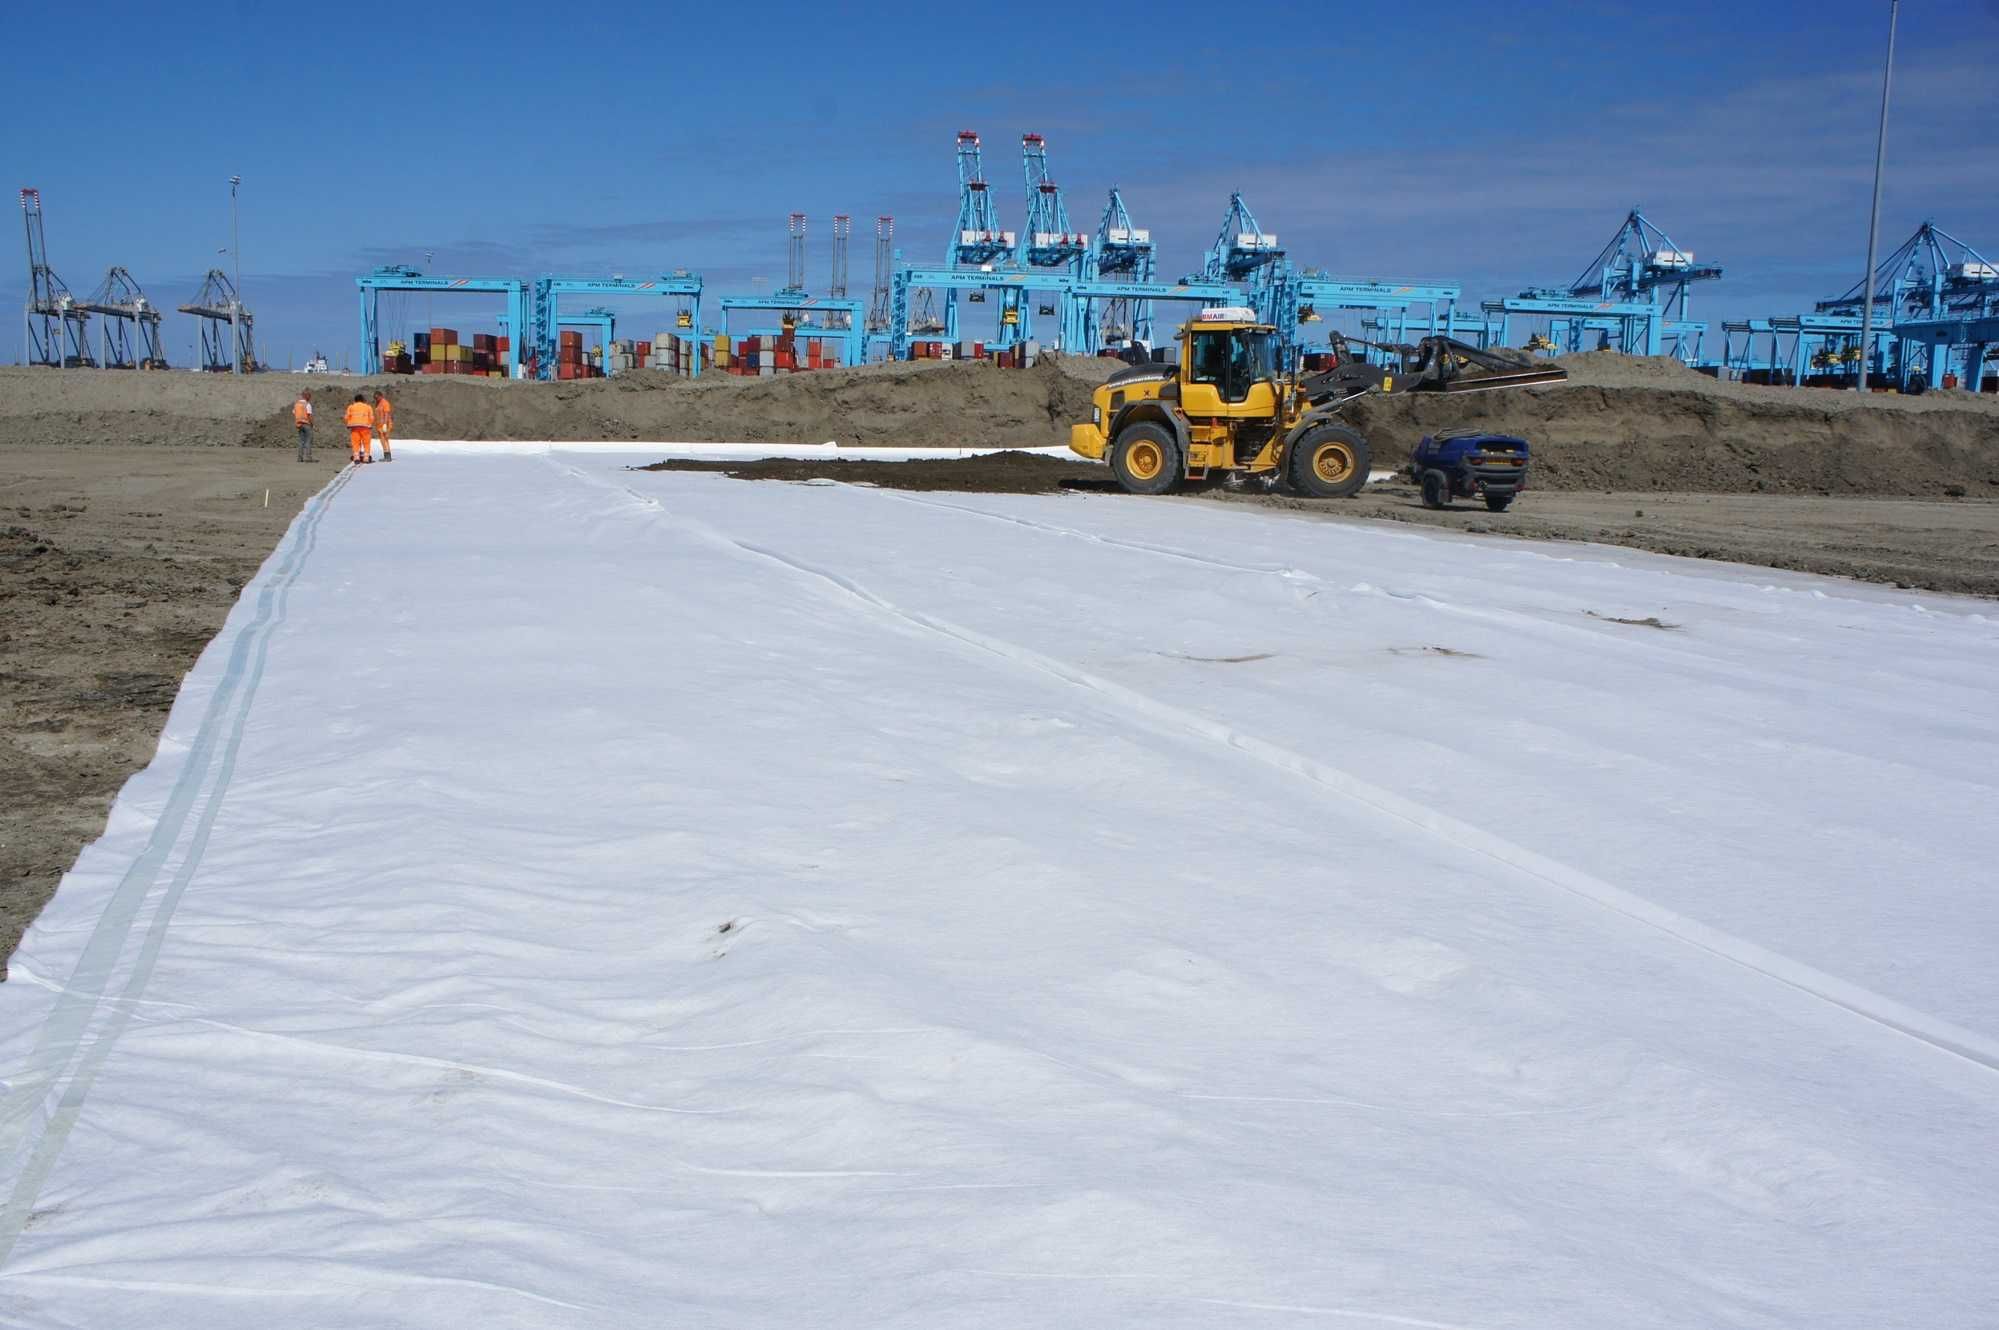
[3, 356, 1998, 976]
[2, 445, 1994, 1326]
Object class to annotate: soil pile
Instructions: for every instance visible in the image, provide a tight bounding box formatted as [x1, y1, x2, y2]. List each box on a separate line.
[3, 353, 1995, 496]
[1344, 372, 1999, 497]
[641, 451, 1115, 494]
[0, 358, 1100, 453]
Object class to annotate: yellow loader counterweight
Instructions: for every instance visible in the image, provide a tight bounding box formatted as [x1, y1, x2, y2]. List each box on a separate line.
[1070, 312, 1568, 497]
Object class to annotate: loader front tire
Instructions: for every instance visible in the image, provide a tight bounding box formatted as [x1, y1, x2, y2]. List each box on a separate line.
[1289, 425, 1372, 499]
[1110, 423, 1182, 496]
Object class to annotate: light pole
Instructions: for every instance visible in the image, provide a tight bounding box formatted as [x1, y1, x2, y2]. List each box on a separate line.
[1855, 1, 1898, 392]
[425, 249, 435, 332]
[228, 175, 243, 374]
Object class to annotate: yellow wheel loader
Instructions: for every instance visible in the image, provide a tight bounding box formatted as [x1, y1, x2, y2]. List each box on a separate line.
[1069, 309, 1568, 497]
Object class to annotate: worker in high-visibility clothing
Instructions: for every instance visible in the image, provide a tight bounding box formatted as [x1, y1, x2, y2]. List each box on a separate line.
[372, 390, 394, 462]
[344, 394, 375, 464]
[292, 389, 315, 462]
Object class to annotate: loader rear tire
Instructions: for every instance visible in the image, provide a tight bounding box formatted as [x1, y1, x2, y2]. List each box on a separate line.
[1290, 425, 1371, 499]
[1420, 468, 1450, 509]
[1110, 423, 1182, 496]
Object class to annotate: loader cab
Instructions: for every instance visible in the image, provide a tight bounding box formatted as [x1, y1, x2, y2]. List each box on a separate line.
[1178, 311, 1280, 418]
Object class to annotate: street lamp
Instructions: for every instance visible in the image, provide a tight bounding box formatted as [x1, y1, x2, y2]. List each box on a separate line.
[1855, 1, 1898, 392]
[228, 175, 243, 374]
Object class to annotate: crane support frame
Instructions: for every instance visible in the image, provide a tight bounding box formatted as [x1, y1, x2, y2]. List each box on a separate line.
[531, 274, 702, 380]
[358, 267, 526, 377]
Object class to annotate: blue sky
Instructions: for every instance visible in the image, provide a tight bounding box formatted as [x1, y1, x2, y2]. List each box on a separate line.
[4, 0, 1996, 366]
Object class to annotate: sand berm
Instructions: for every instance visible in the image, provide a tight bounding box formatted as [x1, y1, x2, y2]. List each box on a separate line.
[2, 352, 1996, 496]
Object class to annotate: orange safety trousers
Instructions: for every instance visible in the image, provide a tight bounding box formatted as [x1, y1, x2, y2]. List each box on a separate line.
[349, 427, 373, 460]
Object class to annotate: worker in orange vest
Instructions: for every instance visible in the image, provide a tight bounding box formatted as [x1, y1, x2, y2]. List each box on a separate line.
[292, 389, 315, 462]
[344, 394, 375, 464]
[372, 390, 395, 462]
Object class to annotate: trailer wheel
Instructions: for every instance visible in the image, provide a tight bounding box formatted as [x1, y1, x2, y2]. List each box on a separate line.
[1289, 425, 1372, 499]
[1420, 468, 1450, 509]
[1483, 493, 1514, 513]
[1109, 423, 1182, 495]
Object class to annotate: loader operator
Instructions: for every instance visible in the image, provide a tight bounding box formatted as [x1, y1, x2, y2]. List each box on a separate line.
[1189, 326, 1265, 402]
[344, 394, 375, 464]
[372, 390, 395, 463]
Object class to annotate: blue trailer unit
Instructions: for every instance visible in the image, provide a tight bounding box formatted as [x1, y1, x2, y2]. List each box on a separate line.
[1408, 429, 1532, 512]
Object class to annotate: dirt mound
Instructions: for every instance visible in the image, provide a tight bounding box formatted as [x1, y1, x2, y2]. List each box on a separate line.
[1345, 381, 1999, 497]
[0, 358, 1100, 454]
[640, 451, 1113, 494]
[5, 354, 1996, 497]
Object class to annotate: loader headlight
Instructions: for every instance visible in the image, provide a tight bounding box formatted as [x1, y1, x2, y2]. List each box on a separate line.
[1092, 406, 1102, 425]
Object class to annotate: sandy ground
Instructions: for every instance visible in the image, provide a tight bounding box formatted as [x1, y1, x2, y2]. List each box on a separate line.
[0, 444, 336, 974]
[3, 358, 1994, 496]
[1209, 484, 1999, 597]
[643, 455, 1999, 597]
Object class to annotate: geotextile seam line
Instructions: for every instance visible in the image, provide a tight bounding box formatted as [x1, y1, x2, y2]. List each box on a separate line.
[598, 459, 1999, 1084]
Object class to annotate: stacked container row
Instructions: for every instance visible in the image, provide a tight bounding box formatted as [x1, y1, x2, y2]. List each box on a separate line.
[722, 334, 846, 376]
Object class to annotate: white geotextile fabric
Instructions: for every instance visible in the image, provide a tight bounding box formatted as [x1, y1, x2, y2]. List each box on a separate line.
[3, 446, 1996, 1328]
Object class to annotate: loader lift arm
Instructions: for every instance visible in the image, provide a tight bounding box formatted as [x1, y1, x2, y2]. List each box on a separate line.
[1300, 334, 1568, 407]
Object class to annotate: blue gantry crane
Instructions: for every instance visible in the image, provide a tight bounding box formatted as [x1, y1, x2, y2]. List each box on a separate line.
[1570, 208, 1721, 319]
[715, 211, 863, 363]
[530, 273, 702, 379]
[1719, 313, 1884, 387]
[716, 293, 865, 367]
[941, 130, 1028, 349]
[1483, 208, 1718, 364]
[1083, 188, 1155, 351]
[888, 266, 1235, 362]
[358, 267, 527, 376]
[1008, 133, 1089, 345]
[497, 306, 617, 370]
[949, 131, 1013, 268]
[1203, 193, 1285, 284]
[1200, 193, 1462, 372]
[1730, 221, 1998, 390]
[1018, 134, 1088, 271]
[1818, 221, 1997, 390]
[893, 151, 1475, 364]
